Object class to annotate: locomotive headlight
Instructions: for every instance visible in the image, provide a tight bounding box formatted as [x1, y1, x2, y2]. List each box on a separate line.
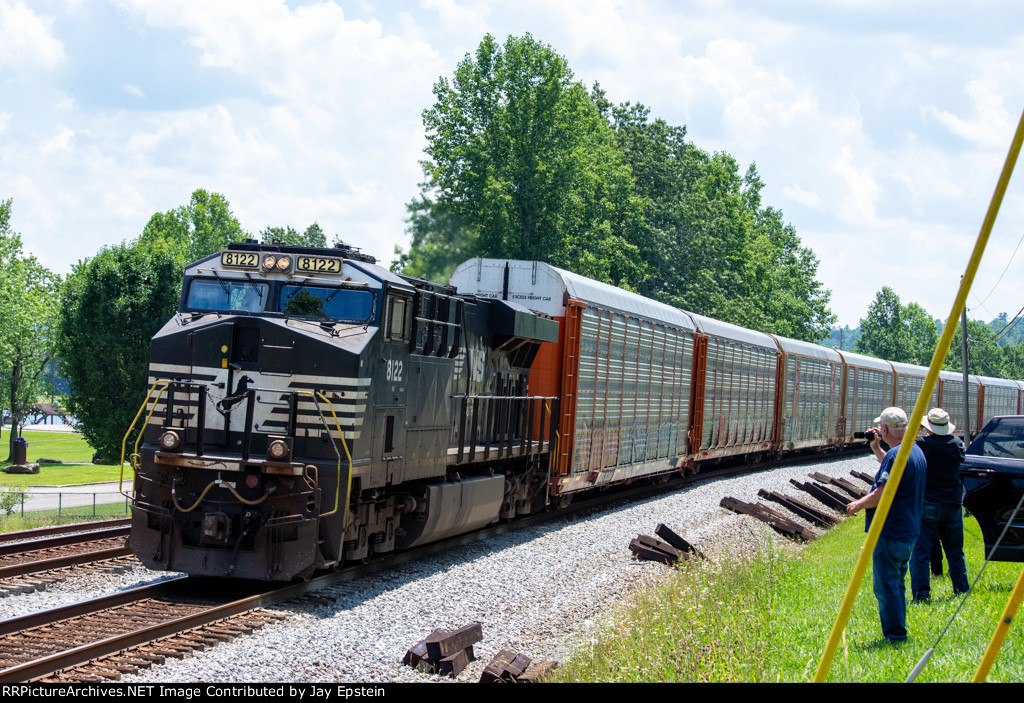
[262, 254, 278, 270]
[275, 255, 291, 270]
[267, 438, 290, 461]
[159, 430, 182, 451]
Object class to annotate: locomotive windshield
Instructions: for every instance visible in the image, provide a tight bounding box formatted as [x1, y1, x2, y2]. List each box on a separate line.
[281, 284, 374, 322]
[187, 279, 267, 313]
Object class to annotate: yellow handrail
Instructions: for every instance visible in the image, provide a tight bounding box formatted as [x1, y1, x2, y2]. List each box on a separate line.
[119, 380, 171, 500]
[814, 104, 1024, 682]
[120, 382, 350, 522]
[310, 390, 352, 523]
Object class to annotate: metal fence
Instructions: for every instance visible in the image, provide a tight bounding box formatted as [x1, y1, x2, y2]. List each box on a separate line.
[0, 490, 131, 522]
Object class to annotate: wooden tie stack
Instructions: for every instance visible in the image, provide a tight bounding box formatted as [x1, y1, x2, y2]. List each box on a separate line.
[403, 623, 482, 677]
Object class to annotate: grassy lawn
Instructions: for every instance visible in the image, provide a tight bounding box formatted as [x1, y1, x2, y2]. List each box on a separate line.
[0, 430, 124, 486]
[553, 514, 1022, 683]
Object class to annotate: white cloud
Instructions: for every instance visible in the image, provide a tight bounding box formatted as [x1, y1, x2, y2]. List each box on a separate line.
[6, 0, 1024, 330]
[832, 145, 882, 227]
[121, 83, 145, 99]
[40, 125, 77, 155]
[783, 184, 823, 210]
[418, 0, 489, 37]
[0, 1, 65, 71]
[923, 78, 1015, 150]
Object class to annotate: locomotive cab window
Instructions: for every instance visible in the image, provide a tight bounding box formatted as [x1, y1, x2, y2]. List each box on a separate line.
[385, 294, 411, 343]
[280, 285, 374, 322]
[186, 278, 267, 313]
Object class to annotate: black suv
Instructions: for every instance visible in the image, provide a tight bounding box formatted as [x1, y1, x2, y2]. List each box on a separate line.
[961, 415, 1024, 561]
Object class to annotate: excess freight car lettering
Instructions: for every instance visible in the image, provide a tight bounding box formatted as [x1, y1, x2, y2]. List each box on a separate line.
[126, 244, 1021, 581]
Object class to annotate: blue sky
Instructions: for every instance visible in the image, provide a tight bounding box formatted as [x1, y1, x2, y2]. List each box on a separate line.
[3, 0, 1024, 328]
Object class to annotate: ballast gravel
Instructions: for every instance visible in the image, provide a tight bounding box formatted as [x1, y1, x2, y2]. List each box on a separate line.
[8, 453, 881, 683]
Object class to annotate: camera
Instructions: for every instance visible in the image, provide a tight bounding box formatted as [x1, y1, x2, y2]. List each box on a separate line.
[854, 429, 878, 441]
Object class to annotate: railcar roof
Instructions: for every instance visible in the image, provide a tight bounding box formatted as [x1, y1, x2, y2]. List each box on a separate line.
[938, 369, 981, 384]
[550, 264, 697, 330]
[450, 259, 697, 331]
[768, 334, 841, 362]
[688, 313, 775, 348]
[835, 350, 893, 372]
[975, 374, 1019, 389]
[888, 360, 930, 376]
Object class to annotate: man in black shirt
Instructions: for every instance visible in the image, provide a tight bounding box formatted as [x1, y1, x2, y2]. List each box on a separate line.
[909, 407, 970, 600]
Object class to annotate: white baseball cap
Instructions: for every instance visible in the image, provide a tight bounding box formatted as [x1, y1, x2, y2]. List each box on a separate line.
[873, 407, 909, 429]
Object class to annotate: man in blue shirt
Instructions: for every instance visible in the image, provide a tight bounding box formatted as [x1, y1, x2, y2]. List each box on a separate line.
[846, 407, 927, 643]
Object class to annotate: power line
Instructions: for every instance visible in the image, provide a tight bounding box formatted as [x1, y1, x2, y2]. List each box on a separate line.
[974, 230, 1024, 308]
[964, 303, 1024, 351]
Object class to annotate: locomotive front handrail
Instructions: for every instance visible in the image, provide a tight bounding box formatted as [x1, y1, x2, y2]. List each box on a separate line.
[305, 390, 352, 524]
[119, 380, 172, 501]
[121, 380, 350, 522]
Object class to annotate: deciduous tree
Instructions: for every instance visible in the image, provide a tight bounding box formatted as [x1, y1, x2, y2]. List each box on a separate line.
[855, 287, 915, 362]
[405, 33, 644, 285]
[608, 103, 834, 340]
[260, 223, 329, 248]
[58, 190, 245, 462]
[139, 189, 247, 266]
[944, 318, 1004, 377]
[0, 199, 59, 460]
[55, 242, 180, 463]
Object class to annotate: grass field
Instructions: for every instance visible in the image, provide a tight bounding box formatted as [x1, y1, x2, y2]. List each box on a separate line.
[553, 514, 1023, 683]
[0, 430, 128, 530]
[0, 430, 123, 486]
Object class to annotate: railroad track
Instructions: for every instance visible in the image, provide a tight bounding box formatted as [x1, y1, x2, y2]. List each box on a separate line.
[0, 481, 663, 684]
[0, 518, 131, 545]
[0, 577, 291, 683]
[0, 451, 867, 683]
[0, 522, 135, 596]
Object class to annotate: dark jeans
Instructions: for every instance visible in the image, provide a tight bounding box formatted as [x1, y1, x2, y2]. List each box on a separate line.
[873, 538, 915, 642]
[910, 502, 970, 599]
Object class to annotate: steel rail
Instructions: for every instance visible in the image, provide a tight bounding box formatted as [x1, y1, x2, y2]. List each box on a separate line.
[0, 526, 130, 557]
[0, 546, 132, 580]
[0, 519, 131, 545]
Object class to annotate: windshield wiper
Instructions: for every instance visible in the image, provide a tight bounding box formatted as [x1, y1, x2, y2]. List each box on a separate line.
[210, 269, 230, 295]
[244, 272, 265, 301]
[285, 283, 310, 302]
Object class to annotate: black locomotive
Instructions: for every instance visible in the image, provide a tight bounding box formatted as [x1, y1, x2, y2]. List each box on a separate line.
[128, 240, 558, 580]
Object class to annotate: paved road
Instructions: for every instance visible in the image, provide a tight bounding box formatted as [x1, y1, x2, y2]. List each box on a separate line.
[4, 480, 134, 517]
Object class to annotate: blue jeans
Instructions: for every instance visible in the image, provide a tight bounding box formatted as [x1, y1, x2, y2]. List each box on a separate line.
[910, 502, 970, 599]
[873, 538, 915, 642]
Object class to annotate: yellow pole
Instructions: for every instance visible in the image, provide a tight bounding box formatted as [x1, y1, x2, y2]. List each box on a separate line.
[814, 105, 1024, 682]
[972, 564, 1024, 682]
